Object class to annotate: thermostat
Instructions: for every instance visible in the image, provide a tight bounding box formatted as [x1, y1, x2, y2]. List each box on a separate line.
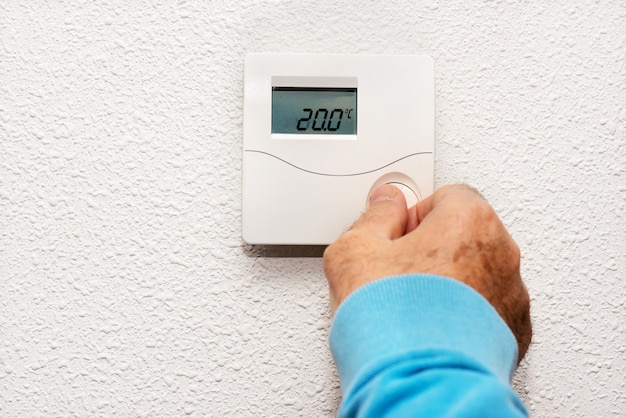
[242, 54, 434, 245]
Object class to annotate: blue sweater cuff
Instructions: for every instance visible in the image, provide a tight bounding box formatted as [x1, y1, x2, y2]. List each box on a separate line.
[329, 274, 518, 395]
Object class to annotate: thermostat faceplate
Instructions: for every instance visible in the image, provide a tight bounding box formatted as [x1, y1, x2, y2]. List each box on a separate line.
[243, 54, 434, 245]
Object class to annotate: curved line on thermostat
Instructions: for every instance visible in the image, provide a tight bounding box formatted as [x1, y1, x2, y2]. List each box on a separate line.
[244, 150, 433, 177]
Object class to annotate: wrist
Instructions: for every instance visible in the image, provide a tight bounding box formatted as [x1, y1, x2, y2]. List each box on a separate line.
[329, 274, 519, 395]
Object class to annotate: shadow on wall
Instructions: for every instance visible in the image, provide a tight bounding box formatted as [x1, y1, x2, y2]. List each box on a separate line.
[243, 244, 326, 258]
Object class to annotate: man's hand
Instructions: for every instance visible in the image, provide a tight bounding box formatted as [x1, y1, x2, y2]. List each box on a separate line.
[323, 184, 532, 361]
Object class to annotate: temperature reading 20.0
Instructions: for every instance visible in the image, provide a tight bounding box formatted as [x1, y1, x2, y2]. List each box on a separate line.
[296, 108, 354, 132]
[272, 87, 357, 135]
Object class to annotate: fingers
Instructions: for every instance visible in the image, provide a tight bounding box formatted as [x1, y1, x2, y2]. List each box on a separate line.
[350, 184, 409, 240]
[347, 183, 485, 242]
[414, 184, 486, 224]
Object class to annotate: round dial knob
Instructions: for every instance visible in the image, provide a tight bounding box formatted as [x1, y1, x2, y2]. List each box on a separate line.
[367, 173, 422, 208]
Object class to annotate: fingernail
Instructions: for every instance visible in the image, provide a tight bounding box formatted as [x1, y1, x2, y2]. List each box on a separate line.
[369, 184, 400, 205]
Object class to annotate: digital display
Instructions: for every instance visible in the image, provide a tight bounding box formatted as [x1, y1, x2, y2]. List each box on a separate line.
[272, 87, 357, 135]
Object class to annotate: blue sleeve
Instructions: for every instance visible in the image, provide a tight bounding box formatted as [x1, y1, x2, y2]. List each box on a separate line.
[329, 275, 528, 417]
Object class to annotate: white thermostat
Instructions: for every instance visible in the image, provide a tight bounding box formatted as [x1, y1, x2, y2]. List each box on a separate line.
[242, 54, 434, 245]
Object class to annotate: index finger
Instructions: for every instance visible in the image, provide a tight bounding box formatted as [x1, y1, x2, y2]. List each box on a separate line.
[406, 184, 486, 233]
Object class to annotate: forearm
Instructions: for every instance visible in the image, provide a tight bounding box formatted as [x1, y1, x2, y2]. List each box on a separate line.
[329, 275, 528, 417]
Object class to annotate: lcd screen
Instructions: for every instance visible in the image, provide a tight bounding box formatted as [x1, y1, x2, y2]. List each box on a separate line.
[272, 87, 357, 135]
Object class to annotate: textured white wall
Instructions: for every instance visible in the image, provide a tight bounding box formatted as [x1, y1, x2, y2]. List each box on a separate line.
[1, 1, 624, 416]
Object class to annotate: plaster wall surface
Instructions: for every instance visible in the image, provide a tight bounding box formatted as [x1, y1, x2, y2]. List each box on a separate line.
[1, 1, 625, 416]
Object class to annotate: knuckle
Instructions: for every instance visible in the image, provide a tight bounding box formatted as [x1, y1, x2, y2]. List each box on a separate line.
[509, 239, 521, 263]
[456, 197, 497, 227]
[471, 197, 496, 219]
[443, 183, 485, 199]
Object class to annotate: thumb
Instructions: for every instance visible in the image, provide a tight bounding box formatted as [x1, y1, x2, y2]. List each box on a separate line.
[350, 184, 408, 240]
